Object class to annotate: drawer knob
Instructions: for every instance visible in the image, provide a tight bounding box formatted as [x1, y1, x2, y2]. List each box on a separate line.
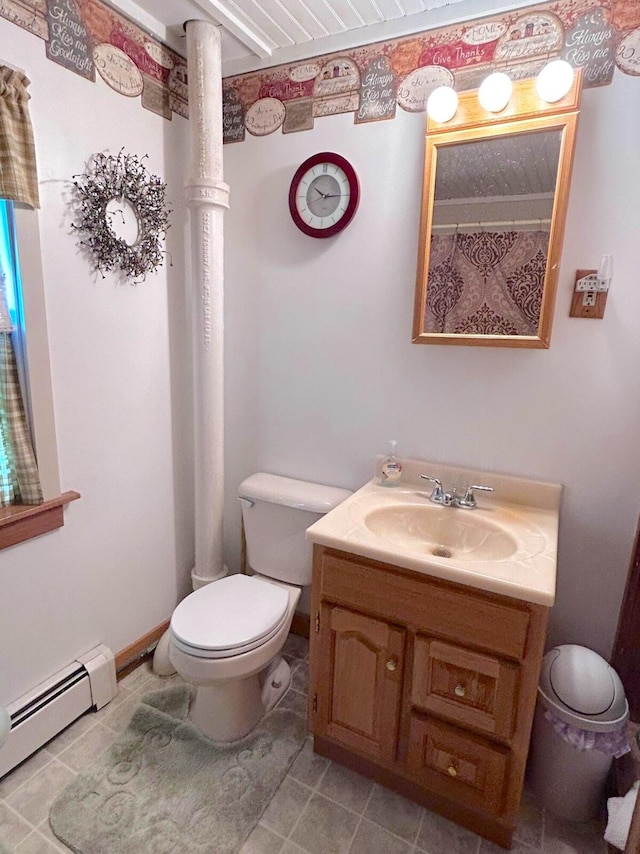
[386, 659, 397, 672]
[447, 764, 458, 778]
[454, 684, 466, 698]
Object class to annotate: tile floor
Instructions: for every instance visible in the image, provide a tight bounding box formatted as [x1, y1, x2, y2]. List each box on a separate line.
[0, 635, 608, 854]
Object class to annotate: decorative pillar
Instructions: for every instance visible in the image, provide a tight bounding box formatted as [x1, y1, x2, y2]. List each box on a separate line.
[153, 19, 229, 675]
[185, 19, 230, 588]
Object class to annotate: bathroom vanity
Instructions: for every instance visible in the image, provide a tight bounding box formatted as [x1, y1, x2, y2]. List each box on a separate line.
[306, 460, 560, 849]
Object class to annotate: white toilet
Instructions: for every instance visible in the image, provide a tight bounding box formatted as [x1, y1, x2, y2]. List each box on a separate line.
[169, 472, 351, 742]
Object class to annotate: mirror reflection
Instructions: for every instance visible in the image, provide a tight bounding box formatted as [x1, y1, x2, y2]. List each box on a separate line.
[425, 130, 561, 337]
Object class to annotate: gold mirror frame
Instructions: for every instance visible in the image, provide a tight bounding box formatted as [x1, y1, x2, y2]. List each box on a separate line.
[412, 71, 581, 349]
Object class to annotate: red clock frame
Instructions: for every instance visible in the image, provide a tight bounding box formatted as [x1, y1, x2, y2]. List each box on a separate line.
[288, 152, 360, 239]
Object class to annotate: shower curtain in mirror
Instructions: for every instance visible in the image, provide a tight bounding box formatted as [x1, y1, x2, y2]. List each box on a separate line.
[425, 230, 549, 336]
[0, 65, 42, 506]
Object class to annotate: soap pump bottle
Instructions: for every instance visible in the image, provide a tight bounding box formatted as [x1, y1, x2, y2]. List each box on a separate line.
[380, 440, 403, 487]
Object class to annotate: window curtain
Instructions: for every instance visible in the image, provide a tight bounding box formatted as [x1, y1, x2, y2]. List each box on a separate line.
[0, 65, 39, 208]
[0, 289, 42, 505]
[0, 64, 43, 506]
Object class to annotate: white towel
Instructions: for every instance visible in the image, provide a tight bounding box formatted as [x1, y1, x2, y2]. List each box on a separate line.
[605, 781, 639, 851]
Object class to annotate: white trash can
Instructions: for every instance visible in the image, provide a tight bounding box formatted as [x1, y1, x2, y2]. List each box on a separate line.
[528, 644, 629, 822]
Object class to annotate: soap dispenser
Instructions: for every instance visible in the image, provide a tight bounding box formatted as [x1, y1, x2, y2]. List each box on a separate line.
[380, 440, 403, 487]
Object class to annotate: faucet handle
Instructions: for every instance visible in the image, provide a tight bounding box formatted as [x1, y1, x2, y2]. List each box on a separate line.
[420, 475, 444, 501]
[457, 484, 494, 509]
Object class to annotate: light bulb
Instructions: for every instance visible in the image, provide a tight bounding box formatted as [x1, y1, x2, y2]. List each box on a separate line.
[536, 60, 574, 103]
[478, 72, 512, 113]
[426, 86, 458, 123]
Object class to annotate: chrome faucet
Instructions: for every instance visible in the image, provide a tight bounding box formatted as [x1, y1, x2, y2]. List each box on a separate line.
[419, 475, 456, 506]
[456, 484, 494, 509]
[420, 475, 493, 509]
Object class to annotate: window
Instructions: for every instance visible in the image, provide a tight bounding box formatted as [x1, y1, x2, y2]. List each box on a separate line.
[0, 63, 77, 546]
[0, 201, 78, 546]
[0, 199, 43, 505]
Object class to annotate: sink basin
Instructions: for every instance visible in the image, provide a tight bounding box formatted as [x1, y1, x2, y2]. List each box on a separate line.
[363, 504, 518, 561]
[305, 458, 561, 605]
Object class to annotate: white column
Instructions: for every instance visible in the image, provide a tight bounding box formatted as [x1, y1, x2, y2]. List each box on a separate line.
[185, 19, 229, 588]
[153, 19, 229, 676]
[153, 21, 229, 676]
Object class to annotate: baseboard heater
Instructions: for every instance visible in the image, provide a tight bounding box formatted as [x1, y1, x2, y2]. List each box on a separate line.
[0, 644, 117, 779]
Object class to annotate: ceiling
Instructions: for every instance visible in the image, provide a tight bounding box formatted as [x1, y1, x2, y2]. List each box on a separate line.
[109, 0, 542, 77]
[435, 131, 561, 200]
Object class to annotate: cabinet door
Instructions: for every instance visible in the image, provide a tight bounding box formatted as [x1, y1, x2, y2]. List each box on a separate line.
[314, 604, 405, 762]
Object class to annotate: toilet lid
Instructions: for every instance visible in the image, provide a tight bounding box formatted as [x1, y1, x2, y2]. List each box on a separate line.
[170, 574, 290, 654]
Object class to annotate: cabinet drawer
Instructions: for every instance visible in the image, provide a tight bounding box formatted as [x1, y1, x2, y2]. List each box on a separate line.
[407, 714, 509, 816]
[318, 549, 531, 660]
[412, 637, 519, 740]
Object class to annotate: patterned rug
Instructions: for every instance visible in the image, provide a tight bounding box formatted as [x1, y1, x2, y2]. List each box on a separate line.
[49, 685, 306, 854]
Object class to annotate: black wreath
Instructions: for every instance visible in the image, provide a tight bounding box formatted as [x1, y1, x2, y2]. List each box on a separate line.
[73, 150, 171, 283]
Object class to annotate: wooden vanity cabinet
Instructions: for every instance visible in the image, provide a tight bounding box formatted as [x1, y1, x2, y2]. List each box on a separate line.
[308, 546, 549, 849]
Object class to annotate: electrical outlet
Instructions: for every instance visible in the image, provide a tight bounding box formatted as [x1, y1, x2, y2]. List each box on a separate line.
[576, 273, 610, 292]
[570, 269, 607, 319]
[575, 273, 599, 292]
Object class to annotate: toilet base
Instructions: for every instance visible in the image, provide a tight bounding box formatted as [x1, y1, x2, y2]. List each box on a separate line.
[261, 657, 291, 713]
[169, 577, 301, 742]
[191, 656, 292, 742]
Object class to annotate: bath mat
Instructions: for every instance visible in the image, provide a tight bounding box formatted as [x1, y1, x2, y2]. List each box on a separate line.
[49, 685, 306, 854]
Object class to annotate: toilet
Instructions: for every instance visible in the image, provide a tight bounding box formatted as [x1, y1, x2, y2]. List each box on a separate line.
[169, 472, 352, 742]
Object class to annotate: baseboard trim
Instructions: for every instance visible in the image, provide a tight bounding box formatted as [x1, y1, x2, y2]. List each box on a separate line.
[291, 612, 310, 639]
[115, 619, 170, 678]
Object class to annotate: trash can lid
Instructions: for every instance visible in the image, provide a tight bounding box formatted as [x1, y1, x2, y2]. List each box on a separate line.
[539, 645, 628, 726]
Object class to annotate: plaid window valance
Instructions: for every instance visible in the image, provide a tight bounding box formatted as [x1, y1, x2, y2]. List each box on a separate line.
[0, 66, 39, 209]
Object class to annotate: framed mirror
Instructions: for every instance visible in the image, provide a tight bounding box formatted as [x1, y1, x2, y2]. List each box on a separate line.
[413, 72, 581, 348]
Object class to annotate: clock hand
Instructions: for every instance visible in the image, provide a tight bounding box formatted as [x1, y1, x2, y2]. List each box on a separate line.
[313, 187, 328, 199]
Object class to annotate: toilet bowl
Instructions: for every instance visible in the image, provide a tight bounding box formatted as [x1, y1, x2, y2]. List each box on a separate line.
[168, 472, 352, 742]
[169, 574, 300, 742]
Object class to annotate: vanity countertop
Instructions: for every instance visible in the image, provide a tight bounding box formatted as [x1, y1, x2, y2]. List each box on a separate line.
[306, 459, 561, 607]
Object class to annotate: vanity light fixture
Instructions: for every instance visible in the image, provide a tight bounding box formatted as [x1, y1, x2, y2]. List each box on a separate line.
[478, 71, 513, 113]
[536, 60, 574, 103]
[426, 85, 458, 123]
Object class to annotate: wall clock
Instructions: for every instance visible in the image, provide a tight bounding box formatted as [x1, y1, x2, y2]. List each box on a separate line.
[288, 152, 360, 238]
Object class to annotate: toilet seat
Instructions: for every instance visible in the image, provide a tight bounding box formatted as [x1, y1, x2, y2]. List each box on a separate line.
[170, 574, 291, 659]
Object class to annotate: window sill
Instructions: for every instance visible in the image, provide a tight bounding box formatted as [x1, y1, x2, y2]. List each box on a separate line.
[0, 490, 80, 550]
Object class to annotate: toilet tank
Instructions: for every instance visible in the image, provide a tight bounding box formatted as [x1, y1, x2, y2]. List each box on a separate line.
[238, 473, 352, 586]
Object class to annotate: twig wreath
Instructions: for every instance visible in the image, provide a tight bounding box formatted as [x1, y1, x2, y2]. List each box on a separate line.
[72, 149, 171, 283]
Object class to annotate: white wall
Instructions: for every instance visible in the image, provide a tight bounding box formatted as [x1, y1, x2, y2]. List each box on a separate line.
[223, 69, 640, 659]
[1, 14, 637, 711]
[0, 20, 193, 704]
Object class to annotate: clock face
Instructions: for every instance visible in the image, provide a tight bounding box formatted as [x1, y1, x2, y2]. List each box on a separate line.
[289, 153, 359, 238]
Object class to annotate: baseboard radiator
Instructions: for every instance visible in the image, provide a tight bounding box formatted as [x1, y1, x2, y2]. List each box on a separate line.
[0, 644, 117, 779]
